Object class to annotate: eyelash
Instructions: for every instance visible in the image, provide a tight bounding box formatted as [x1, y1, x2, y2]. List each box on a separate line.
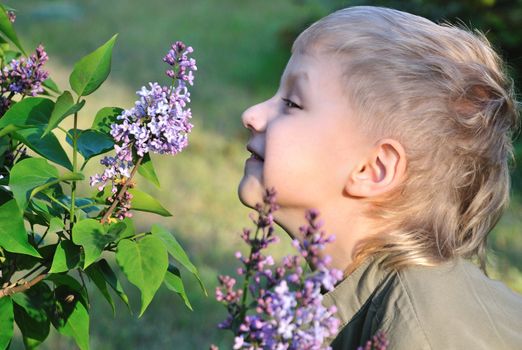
[282, 98, 302, 110]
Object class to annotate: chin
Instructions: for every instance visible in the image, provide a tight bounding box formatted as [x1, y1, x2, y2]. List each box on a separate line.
[237, 175, 263, 209]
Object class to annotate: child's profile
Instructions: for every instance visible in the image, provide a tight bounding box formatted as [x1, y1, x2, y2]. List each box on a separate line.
[237, 5, 522, 349]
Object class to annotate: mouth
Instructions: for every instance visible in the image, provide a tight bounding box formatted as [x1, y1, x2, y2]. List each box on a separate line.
[246, 145, 264, 161]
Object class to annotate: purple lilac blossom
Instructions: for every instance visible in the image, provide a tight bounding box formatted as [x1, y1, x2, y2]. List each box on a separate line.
[214, 189, 343, 350]
[7, 10, 15, 23]
[356, 331, 389, 350]
[90, 41, 196, 221]
[0, 44, 49, 100]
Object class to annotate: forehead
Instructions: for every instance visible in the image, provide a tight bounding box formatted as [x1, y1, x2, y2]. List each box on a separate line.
[280, 53, 348, 96]
[280, 54, 311, 88]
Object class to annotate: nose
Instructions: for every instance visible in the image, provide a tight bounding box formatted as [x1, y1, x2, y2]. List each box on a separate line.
[241, 99, 270, 132]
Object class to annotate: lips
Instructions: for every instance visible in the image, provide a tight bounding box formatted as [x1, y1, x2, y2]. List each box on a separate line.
[246, 144, 264, 161]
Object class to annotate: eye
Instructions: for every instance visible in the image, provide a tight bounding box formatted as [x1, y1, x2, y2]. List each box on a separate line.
[282, 98, 302, 110]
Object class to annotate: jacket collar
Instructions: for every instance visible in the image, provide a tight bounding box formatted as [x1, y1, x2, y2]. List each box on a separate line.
[322, 254, 391, 332]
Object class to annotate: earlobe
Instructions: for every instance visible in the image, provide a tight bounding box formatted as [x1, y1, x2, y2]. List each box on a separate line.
[345, 139, 406, 198]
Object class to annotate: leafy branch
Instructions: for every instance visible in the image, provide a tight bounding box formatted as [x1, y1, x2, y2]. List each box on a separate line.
[0, 5, 204, 350]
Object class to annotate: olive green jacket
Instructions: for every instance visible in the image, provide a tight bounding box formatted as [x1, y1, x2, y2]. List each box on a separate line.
[322, 254, 522, 349]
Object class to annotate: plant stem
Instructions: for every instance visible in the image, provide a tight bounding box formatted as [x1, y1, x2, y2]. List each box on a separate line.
[70, 99, 81, 230]
[0, 272, 48, 299]
[57, 126, 73, 140]
[78, 270, 90, 307]
[36, 226, 50, 246]
[77, 202, 106, 210]
[131, 232, 149, 241]
[238, 221, 263, 322]
[100, 156, 143, 223]
[11, 144, 25, 163]
[44, 192, 70, 212]
[80, 160, 88, 171]
[20, 262, 47, 282]
[29, 223, 35, 242]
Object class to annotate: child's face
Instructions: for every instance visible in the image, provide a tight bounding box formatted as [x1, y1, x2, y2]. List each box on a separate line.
[238, 52, 373, 214]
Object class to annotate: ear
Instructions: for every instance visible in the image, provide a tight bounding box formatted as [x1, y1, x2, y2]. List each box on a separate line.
[345, 138, 407, 198]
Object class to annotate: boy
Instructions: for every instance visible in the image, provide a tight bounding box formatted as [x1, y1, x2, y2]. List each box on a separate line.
[238, 6, 522, 349]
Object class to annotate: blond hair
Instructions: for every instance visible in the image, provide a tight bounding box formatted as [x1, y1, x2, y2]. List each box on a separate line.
[293, 6, 520, 272]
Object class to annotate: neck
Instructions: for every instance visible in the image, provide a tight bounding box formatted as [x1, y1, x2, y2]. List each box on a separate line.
[274, 199, 373, 273]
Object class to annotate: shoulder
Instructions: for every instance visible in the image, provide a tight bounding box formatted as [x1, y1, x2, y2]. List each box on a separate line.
[389, 258, 522, 349]
[326, 256, 522, 350]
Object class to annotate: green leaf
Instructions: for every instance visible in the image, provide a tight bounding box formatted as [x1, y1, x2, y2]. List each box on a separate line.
[69, 34, 117, 97]
[49, 240, 82, 273]
[97, 259, 130, 310]
[66, 129, 114, 161]
[44, 91, 85, 136]
[72, 219, 129, 269]
[138, 153, 160, 188]
[22, 337, 40, 350]
[50, 285, 90, 350]
[91, 107, 123, 134]
[77, 130, 114, 160]
[0, 200, 40, 257]
[49, 217, 65, 234]
[164, 265, 192, 311]
[92, 185, 112, 204]
[0, 4, 25, 54]
[6, 245, 55, 273]
[128, 188, 171, 217]
[3, 49, 21, 62]
[117, 218, 135, 240]
[116, 235, 168, 316]
[0, 97, 54, 129]
[43, 78, 61, 94]
[59, 302, 89, 350]
[9, 158, 59, 211]
[40, 244, 61, 260]
[107, 220, 130, 240]
[85, 262, 115, 315]
[72, 219, 107, 269]
[0, 124, 20, 139]
[0, 133, 9, 156]
[14, 127, 73, 170]
[12, 282, 53, 348]
[28, 197, 52, 214]
[30, 197, 63, 225]
[59, 196, 96, 214]
[46, 274, 88, 306]
[0, 297, 14, 350]
[151, 224, 205, 294]
[30, 174, 81, 205]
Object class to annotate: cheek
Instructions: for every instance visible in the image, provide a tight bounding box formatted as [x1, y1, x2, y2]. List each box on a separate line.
[263, 122, 341, 206]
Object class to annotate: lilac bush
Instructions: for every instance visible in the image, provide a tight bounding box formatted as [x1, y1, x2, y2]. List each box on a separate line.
[90, 41, 196, 221]
[214, 189, 344, 349]
[0, 4, 204, 348]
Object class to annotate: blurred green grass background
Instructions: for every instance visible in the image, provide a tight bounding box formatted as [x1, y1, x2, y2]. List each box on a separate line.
[4, 0, 521, 349]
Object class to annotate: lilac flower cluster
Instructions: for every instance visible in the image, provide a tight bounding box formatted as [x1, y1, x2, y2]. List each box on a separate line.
[356, 331, 389, 350]
[0, 45, 49, 115]
[214, 189, 343, 350]
[90, 41, 196, 221]
[1, 44, 48, 96]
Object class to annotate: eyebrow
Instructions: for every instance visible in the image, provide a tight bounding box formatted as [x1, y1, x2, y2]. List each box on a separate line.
[281, 71, 308, 93]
